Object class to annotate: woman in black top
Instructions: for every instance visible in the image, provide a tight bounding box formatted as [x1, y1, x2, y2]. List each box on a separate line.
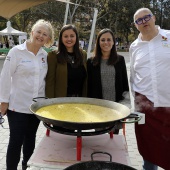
[87, 28, 129, 134]
[46, 24, 87, 98]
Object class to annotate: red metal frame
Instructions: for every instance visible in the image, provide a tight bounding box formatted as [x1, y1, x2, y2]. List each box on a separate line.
[45, 125, 126, 161]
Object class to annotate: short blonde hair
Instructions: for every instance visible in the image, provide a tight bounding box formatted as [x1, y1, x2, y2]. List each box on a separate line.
[30, 19, 54, 48]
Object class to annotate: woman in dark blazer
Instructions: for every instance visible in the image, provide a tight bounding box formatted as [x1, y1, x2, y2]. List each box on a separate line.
[87, 28, 129, 134]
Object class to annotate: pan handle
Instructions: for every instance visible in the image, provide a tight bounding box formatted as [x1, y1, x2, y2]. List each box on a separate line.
[120, 113, 142, 123]
[32, 97, 48, 102]
[91, 151, 112, 162]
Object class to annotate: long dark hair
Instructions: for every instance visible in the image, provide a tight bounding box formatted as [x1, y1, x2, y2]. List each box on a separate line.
[57, 24, 83, 66]
[93, 28, 118, 66]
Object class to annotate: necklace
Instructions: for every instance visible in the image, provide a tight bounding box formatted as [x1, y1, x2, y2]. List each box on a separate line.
[67, 55, 75, 64]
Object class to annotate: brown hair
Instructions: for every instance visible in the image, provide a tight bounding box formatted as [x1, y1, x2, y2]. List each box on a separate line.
[57, 24, 83, 66]
[93, 28, 118, 66]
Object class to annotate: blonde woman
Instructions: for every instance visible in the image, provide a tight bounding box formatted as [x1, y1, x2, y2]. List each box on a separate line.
[0, 19, 54, 170]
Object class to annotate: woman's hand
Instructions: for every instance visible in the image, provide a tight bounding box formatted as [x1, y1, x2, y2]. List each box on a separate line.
[0, 102, 9, 116]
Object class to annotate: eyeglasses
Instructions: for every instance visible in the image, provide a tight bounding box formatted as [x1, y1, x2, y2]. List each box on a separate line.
[135, 14, 153, 25]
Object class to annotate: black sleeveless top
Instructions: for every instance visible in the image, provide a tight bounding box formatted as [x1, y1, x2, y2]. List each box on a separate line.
[67, 52, 87, 96]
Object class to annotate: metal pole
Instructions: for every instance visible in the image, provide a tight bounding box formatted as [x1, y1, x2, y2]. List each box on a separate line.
[87, 8, 98, 58]
[63, 0, 70, 25]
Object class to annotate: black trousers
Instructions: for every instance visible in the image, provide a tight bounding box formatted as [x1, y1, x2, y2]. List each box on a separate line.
[6, 110, 40, 170]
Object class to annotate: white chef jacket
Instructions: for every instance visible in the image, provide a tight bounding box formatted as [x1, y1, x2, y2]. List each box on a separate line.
[0, 41, 48, 113]
[130, 26, 170, 107]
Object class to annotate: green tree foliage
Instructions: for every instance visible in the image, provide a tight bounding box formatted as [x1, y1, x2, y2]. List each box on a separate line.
[0, 16, 7, 30]
[71, 0, 151, 45]
[151, 0, 170, 29]
[10, 0, 66, 39]
[94, 0, 151, 45]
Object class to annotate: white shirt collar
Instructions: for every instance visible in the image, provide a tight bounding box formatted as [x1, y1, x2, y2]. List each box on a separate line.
[15, 41, 47, 55]
[138, 25, 168, 41]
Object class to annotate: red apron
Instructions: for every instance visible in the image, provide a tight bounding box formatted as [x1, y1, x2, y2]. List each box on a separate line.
[135, 92, 170, 170]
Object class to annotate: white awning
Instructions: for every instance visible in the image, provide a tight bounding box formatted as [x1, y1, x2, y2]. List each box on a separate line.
[0, 21, 27, 36]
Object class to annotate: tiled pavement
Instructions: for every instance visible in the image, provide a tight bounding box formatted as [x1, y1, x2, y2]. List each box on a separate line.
[0, 53, 164, 170]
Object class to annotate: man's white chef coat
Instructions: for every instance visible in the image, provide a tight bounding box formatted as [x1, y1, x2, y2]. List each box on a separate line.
[130, 26, 170, 107]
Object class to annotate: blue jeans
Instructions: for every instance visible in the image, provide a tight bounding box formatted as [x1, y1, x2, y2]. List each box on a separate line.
[143, 159, 158, 170]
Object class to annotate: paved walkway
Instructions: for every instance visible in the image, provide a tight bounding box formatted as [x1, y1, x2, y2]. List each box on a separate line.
[0, 53, 163, 170]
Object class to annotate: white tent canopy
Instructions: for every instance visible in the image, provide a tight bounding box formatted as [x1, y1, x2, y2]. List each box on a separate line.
[0, 21, 27, 36]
